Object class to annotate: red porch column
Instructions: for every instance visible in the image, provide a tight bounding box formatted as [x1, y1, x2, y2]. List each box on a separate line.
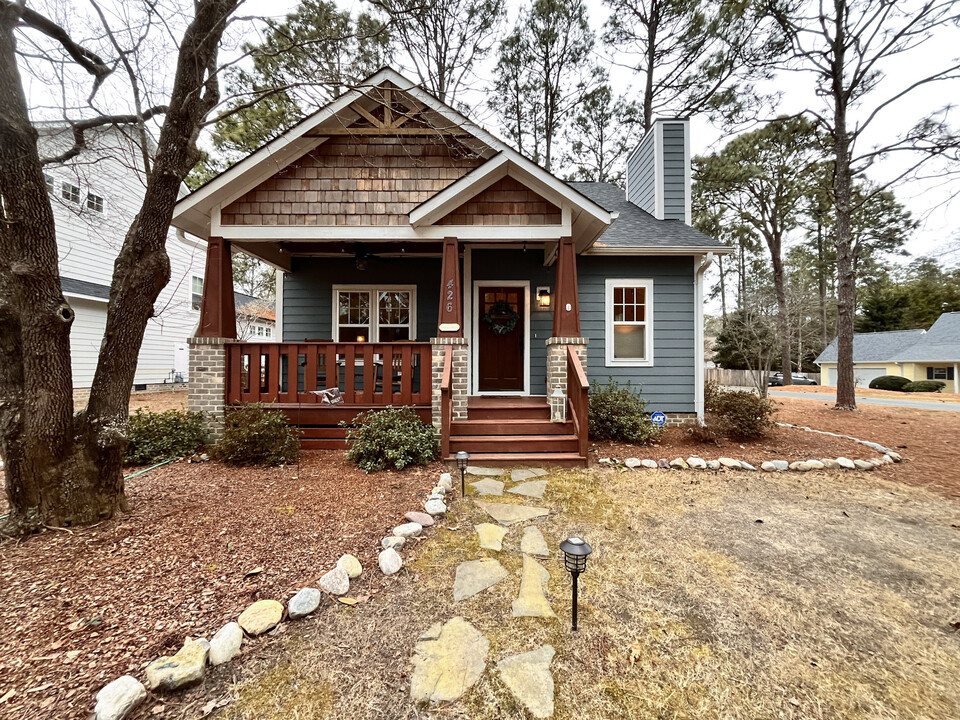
[196, 236, 237, 339]
[437, 236, 463, 337]
[553, 236, 581, 337]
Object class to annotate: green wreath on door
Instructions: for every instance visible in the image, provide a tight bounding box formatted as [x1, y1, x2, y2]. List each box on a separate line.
[483, 300, 519, 335]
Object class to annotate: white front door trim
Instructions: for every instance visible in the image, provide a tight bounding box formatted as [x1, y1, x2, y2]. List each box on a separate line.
[471, 280, 531, 396]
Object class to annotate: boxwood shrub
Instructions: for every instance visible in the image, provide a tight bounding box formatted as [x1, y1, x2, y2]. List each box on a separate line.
[588, 379, 662, 444]
[216, 403, 300, 466]
[902, 380, 946, 393]
[868, 375, 911, 391]
[125, 409, 206, 465]
[344, 406, 438, 472]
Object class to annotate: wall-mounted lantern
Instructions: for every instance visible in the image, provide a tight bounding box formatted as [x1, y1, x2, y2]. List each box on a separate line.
[559, 536, 593, 631]
[536, 286, 552, 310]
[550, 385, 566, 423]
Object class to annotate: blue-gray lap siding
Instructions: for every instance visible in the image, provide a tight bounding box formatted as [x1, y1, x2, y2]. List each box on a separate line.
[282, 252, 696, 412]
[281, 256, 442, 341]
[578, 256, 695, 413]
[626, 138, 656, 214]
[660, 123, 688, 222]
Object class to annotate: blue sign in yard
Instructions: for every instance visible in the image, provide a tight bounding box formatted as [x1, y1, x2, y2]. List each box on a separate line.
[650, 411, 667, 427]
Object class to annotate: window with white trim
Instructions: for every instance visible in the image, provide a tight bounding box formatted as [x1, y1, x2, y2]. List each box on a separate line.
[334, 286, 415, 342]
[61, 181, 81, 204]
[605, 279, 653, 366]
[932, 367, 948, 380]
[191, 276, 203, 310]
[44, 173, 54, 192]
[86, 192, 104, 213]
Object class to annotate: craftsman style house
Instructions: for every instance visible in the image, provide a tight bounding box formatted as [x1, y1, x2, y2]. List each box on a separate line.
[173, 68, 726, 466]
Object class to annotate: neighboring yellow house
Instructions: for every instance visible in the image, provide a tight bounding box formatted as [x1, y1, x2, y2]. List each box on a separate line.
[816, 312, 960, 393]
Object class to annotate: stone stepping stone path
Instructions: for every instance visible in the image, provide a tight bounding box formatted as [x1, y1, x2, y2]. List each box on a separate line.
[410, 617, 489, 703]
[408, 467, 557, 713]
[476, 523, 508, 551]
[511, 554, 555, 618]
[508, 479, 548, 499]
[510, 468, 548, 482]
[476, 500, 550, 526]
[497, 646, 556, 718]
[453, 558, 510, 601]
[467, 466, 504, 477]
[520, 526, 550, 557]
[470, 478, 505, 496]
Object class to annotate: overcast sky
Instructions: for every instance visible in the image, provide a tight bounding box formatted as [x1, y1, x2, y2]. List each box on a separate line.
[231, 0, 960, 266]
[24, 0, 960, 266]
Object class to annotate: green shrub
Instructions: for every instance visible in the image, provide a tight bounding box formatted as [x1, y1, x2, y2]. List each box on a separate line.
[703, 381, 776, 439]
[901, 380, 946, 393]
[344, 406, 438, 472]
[868, 375, 911, 391]
[216, 403, 300, 466]
[125, 409, 205, 465]
[588, 379, 663, 444]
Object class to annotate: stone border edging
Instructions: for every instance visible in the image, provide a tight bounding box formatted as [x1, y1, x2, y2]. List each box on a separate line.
[92, 469, 454, 720]
[599, 423, 904, 474]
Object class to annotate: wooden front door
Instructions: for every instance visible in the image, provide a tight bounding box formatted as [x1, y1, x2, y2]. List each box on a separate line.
[477, 285, 525, 392]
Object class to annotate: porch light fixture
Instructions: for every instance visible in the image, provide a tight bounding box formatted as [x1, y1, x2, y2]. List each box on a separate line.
[536, 286, 552, 309]
[559, 536, 593, 631]
[455, 451, 470, 496]
[550, 385, 566, 423]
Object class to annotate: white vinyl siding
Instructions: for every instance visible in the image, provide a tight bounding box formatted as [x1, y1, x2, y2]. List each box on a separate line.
[605, 278, 654, 367]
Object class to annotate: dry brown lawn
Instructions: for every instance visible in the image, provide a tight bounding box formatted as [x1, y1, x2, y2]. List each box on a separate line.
[188, 465, 960, 720]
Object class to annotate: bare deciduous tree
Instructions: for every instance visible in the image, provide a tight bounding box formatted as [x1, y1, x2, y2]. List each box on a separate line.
[0, 0, 243, 533]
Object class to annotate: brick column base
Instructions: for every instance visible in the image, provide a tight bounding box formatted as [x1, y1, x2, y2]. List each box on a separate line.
[431, 337, 469, 427]
[546, 337, 588, 398]
[188, 336, 229, 440]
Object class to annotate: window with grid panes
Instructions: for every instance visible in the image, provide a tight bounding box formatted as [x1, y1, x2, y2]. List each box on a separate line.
[335, 287, 414, 341]
[605, 279, 653, 366]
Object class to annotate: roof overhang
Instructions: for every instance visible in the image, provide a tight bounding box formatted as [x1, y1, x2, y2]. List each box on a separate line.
[585, 244, 735, 256]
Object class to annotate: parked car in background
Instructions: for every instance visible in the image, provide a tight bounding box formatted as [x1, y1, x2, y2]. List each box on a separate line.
[768, 373, 818, 387]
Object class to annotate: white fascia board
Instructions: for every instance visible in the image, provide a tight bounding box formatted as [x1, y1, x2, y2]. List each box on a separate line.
[63, 291, 109, 304]
[218, 223, 572, 242]
[586, 244, 734, 256]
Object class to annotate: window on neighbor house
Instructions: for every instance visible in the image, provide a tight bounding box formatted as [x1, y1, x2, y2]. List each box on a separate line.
[256, 326, 264, 336]
[265, 327, 272, 338]
[191, 276, 203, 310]
[44, 173, 54, 192]
[86, 193, 104, 213]
[335, 287, 414, 342]
[932, 367, 949, 380]
[605, 279, 653, 366]
[61, 181, 81, 204]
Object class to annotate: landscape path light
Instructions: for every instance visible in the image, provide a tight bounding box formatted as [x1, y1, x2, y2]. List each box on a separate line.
[559, 536, 593, 631]
[455, 451, 470, 497]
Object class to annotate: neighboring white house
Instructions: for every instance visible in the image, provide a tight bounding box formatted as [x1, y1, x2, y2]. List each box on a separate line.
[234, 291, 277, 340]
[38, 123, 206, 389]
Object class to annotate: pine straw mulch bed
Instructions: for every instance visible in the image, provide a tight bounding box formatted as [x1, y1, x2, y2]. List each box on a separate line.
[0, 452, 444, 720]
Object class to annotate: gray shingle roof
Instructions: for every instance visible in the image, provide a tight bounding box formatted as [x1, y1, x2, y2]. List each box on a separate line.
[815, 328, 926, 364]
[61, 276, 110, 300]
[897, 312, 960, 362]
[568, 181, 726, 249]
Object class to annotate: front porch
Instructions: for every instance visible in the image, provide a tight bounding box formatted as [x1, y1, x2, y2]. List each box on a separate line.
[188, 237, 591, 466]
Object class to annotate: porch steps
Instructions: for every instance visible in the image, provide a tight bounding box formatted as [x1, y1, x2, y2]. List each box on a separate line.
[445, 396, 587, 467]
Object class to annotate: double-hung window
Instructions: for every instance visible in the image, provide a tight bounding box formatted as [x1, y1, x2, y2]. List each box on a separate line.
[334, 286, 415, 342]
[61, 181, 81, 204]
[86, 193, 104, 213]
[191, 276, 204, 310]
[605, 279, 653, 366]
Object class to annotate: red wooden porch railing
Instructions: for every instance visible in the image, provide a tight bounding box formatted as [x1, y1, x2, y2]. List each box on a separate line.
[225, 342, 432, 406]
[439, 345, 453, 458]
[567, 345, 589, 457]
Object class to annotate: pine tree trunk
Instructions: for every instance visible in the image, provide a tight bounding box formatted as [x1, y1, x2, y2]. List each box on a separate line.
[768, 234, 792, 384]
[831, 11, 857, 411]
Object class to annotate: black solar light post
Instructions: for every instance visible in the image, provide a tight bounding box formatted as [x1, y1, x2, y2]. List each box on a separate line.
[455, 451, 470, 496]
[559, 536, 593, 631]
